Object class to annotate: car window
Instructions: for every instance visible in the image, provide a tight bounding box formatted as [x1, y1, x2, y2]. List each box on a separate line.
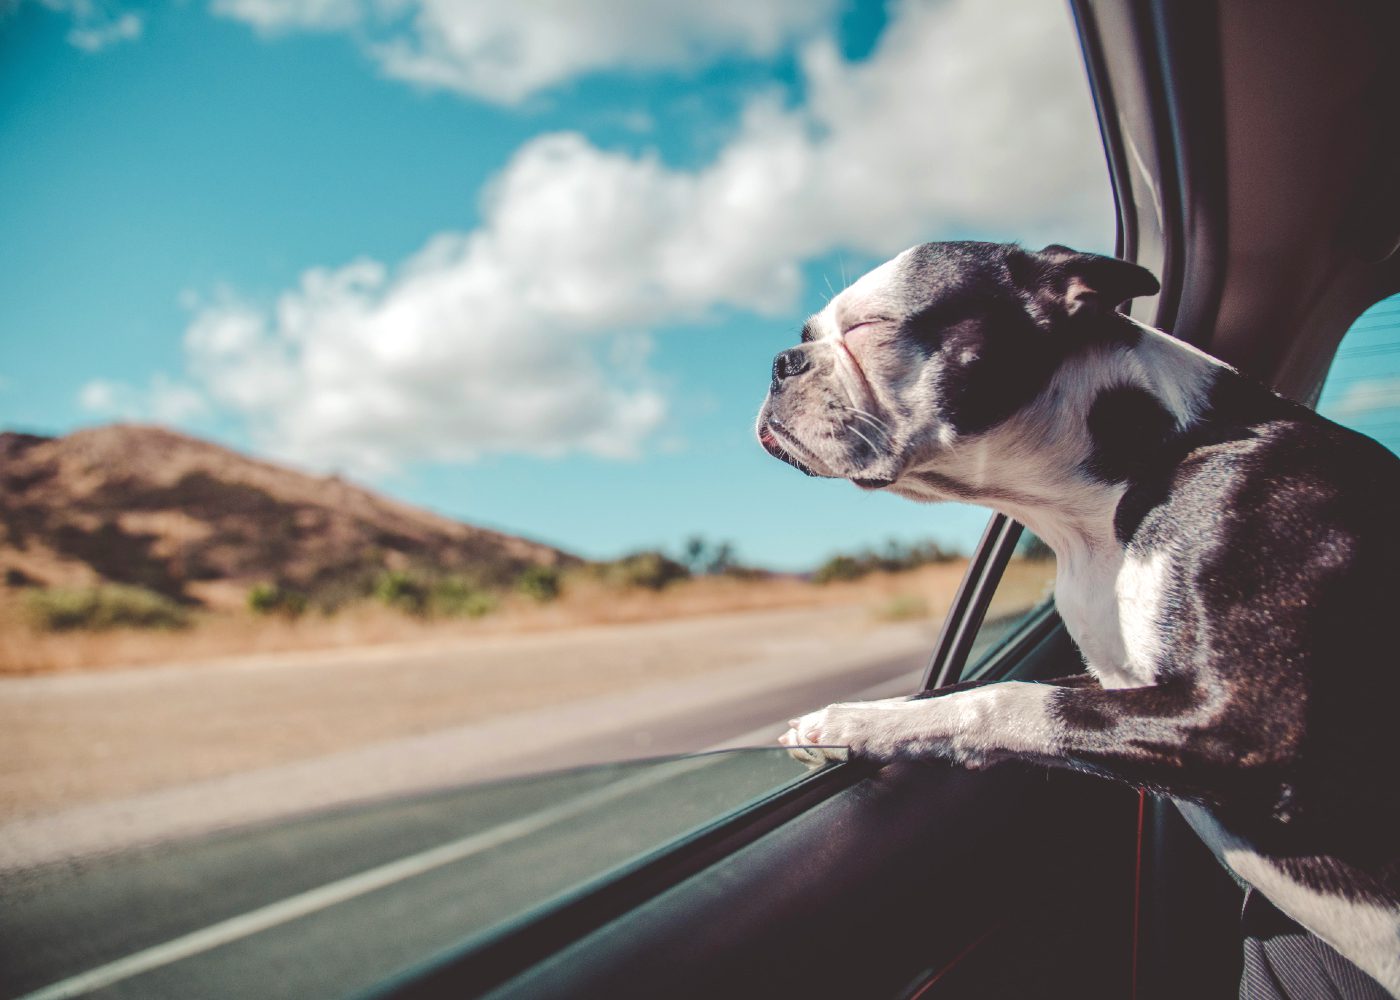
[1316, 292, 1400, 455]
[0, 1, 1111, 996]
[0, 748, 840, 1000]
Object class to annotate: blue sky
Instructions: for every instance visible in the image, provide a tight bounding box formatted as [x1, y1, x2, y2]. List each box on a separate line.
[4, 1, 1393, 571]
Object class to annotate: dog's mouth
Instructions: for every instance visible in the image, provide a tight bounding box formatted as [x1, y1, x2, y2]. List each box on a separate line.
[759, 421, 830, 478]
[760, 419, 899, 488]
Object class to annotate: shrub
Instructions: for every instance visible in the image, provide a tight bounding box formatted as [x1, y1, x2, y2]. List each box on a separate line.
[247, 582, 308, 617]
[25, 585, 190, 632]
[599, 551, 690, 591]
[812, 539, 962, 584]
[430, 577, 497, 618]
[374, 570, 429, 614]
[516, 565, 561, 603]
[812, 555, 865, 585]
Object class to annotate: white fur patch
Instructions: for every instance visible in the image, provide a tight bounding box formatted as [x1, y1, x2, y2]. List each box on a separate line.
[1124, 316, 1230, 429]
[1113, 550, 1169, 684]
[1176, 801, 1400, 994]
[1054, 546, 1171, 689]
[782, 682, 1059, 766]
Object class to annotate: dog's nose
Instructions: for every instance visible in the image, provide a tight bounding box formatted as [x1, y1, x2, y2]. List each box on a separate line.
[772, 348, 811, 383]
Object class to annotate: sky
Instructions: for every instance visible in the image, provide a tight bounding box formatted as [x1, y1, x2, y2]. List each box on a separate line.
[2, 1, 1394, 571]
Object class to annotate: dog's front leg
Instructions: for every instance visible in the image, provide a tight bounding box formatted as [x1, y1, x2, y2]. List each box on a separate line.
[780, 681, 1062, 768]
[783, 679, 1277, 807]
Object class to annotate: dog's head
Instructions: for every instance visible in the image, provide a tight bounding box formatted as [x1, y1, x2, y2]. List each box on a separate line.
[755, 241, 1159, 492]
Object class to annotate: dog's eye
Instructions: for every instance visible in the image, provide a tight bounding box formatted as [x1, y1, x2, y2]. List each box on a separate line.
[841, 318, 891, 338]
[799, 321, 817, 344]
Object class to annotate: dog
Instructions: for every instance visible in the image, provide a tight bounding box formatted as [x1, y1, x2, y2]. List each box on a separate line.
[757, 241, 1400, 993]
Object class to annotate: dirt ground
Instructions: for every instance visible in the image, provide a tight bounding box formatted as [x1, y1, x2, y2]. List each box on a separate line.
[0, 603, 935, 820]
[0, 562, 973, 675]
[0, 559, 1055, 826]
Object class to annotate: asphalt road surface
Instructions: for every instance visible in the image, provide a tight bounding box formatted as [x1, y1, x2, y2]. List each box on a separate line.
[0, 630, 929, 1000]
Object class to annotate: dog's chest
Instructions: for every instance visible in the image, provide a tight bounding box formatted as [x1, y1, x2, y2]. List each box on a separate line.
[1054, 548, 1168, 689]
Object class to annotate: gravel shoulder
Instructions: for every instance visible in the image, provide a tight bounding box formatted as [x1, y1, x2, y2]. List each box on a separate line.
[0, 603, 936, 822]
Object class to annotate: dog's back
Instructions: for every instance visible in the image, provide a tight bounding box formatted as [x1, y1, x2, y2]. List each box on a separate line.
[1128, 373, 1399, 907]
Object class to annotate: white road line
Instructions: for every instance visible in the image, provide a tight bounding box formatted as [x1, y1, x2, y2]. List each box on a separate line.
[13, 755, 721, 1000]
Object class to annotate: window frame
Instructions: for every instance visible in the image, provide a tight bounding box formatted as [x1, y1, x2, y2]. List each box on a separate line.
[920, 513, 1024, 690]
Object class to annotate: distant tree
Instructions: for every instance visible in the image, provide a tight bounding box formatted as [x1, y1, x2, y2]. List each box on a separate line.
[706, 541, 737, 575]
[679, 536, 743, 576]
[682, 535, 709, 574]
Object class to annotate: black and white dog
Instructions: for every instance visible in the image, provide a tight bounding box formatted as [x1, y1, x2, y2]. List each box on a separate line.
[758, 242, 1399, 993]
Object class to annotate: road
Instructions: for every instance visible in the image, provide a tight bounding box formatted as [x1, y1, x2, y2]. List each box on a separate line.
[0, 606, 934, 999]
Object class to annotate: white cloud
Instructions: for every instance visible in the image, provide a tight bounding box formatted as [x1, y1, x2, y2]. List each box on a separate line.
[66, 7, 140, 50]
[209, 0, 360, 32]
[175, 264, 667, 475]
[79, 378, 126, 414]
[211, 0, 838, 105]
[1326, 376, 1400, 419]
[17, 0, 144, 51]
[80, 373, 209, 423]
[134, 0, 1110, 477]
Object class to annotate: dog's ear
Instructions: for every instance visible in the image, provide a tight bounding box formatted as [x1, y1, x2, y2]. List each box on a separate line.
[1009, 245, 1160, 324]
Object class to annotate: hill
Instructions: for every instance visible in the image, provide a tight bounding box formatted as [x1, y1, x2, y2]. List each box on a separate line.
[0, 425, 577, 609]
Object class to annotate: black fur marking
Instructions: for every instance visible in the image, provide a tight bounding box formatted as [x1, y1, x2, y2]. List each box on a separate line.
[896, 244, 1156, 442]
[1112, 374, 1303, 544]
[1082, 384, 1178, 483]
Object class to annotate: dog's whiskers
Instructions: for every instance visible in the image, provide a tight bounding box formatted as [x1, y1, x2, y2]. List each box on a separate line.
[846, 414, 892, 446]
[834, 405, 893, 444]
[838, 405, 892, 434]
[845, 423, 882, 455]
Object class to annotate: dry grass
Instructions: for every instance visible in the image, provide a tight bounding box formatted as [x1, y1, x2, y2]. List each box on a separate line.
[0, 561, 978, 676]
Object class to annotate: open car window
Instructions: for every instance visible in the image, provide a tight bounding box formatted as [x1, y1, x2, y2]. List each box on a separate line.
[1317, 292, 1400, 455]
[0, 2, 1114, 999]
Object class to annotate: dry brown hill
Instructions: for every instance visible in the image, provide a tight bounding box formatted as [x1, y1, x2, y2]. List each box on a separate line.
[0, 425, 577, 609]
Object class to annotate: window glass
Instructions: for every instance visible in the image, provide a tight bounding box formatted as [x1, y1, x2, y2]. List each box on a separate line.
[1317, 293, 1400, 455]
[0, 749, 838, 1000]
[0, 0, 1109, 991]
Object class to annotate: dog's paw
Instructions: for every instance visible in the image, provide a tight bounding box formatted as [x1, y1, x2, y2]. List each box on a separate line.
[779, 699, 910, 765]
[779, 707, 849, 767]
[776, 694, 1006, 769]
